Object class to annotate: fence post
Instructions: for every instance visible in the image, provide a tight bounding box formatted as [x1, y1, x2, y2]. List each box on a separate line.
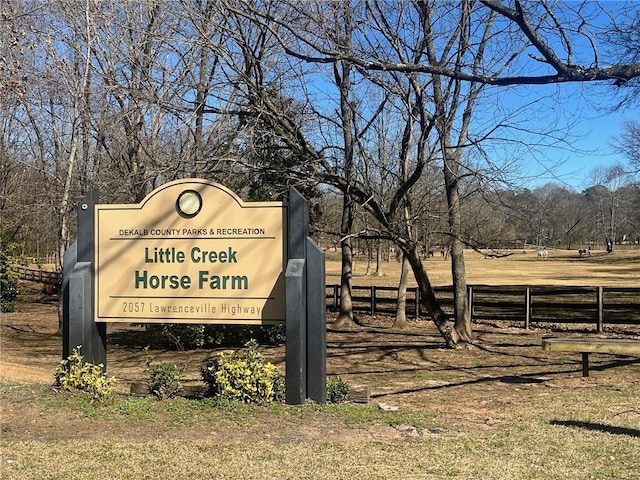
[370, 286, 376, 315]
[525, 286, 531, 330]
[597, 286, 604, 333]
[467, 285, 473, 322]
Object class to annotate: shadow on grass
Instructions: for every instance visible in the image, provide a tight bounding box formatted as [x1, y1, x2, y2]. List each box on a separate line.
[591, 358, 640, 372]
[368, 357, 639, 398]
[550, 420, 640, 438]
[369, 368, 572, 398]
[108, 329, 151, 348]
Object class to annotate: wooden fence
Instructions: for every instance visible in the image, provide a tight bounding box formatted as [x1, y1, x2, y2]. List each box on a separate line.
[326, 284, 640, 331]
[15, 267, 639, 331]
[14, 266, 62, 285]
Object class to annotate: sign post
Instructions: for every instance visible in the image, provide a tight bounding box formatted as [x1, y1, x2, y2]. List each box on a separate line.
[63, 191, 106, 367]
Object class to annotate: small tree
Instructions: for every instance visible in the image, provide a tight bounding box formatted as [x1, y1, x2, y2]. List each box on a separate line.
[0, 230, 19, 313]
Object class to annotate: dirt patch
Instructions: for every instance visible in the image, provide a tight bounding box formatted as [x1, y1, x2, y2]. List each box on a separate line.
[0, 363, 53, 384]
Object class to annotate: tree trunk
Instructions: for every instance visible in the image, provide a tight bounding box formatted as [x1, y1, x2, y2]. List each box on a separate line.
[332, 21, 359, 328]
[403, 243, 459, 348]
[450, 236, 472, 342]
[364, 242, 372, 276]
[374, 241, 383, 276]
[333, 193, 358, 329]
[393, 254, 410, 329]
[444, 167, 473, 342]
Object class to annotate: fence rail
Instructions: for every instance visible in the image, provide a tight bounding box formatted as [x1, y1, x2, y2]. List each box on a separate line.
[14, 266, 62, 285]
[326, 284, 640, 331]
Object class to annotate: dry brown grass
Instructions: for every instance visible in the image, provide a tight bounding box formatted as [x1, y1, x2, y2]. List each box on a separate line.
[1, 249, 639, 479]
[326, 247, 640, 287]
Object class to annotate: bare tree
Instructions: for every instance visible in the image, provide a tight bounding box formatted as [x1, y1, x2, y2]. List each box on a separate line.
[585, 163, 632, 253]
[600, 3, 640, 108]
[57, 1, 94, 265]
[330, 2, 360, 328]
[615, 119, 640, 174]
[87, 2, 169, 202]
[221, 0, 640, 347]
[0, 1, 31, 241]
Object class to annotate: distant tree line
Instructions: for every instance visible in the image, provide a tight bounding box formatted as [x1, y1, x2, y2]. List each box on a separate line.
[316, 171, 640, 257]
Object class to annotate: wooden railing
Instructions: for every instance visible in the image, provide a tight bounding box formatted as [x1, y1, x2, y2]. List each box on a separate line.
[14, 266, 62, 285]
[326, 284, 640, 331]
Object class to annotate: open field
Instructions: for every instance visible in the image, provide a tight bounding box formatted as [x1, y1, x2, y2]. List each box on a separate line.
[24, 246, 640, 288]
[326, 247, 640, 287]
[1, 250, 639, 479]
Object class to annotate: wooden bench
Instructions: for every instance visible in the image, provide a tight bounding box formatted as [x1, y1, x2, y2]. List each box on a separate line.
[542, 337, 640, 377]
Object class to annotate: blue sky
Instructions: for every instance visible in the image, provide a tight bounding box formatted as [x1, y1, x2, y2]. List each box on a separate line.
[509, 2, 638, 191]
[302, 2, 637, 193]
[481, 76, 636, 193]
[531, 105, 630, 191]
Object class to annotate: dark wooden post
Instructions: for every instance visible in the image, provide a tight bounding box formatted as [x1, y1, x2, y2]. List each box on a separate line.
[525, 286, 531, 330]
[285, 259, 306, 404]
[371, 286, 376, 315]
[63, 191, 106, 368]
[306, 237, 326, 404]
[597, 286, 604, 333]
[286, 187, 326, 404]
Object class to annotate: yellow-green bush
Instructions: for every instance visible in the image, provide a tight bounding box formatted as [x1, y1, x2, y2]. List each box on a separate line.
[201, 340, 284, 404]
[54, 346, 116, 401]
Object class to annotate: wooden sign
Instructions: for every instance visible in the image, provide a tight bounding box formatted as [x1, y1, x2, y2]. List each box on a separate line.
[94, 179, 287, 324]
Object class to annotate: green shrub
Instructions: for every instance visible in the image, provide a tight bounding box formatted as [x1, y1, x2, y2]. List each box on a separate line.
[145, 324, 206, 350]
[145, 359, 186, 400]
[0, 236, 19, 313]
[201, 340, 284, 404]
[204, 325, 248, 347]
[260, 323, 286, 345]
[204, 324, 286, 347]
[145, 323, 286, 350]
[327, 375, 350, 404]
[54, 346, 116, 401]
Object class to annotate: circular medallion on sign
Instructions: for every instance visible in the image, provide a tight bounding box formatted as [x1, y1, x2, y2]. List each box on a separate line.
[176, 190, 202, 218]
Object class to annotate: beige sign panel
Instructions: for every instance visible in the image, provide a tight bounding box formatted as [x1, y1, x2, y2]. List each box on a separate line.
[95, 179, 287, 324]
